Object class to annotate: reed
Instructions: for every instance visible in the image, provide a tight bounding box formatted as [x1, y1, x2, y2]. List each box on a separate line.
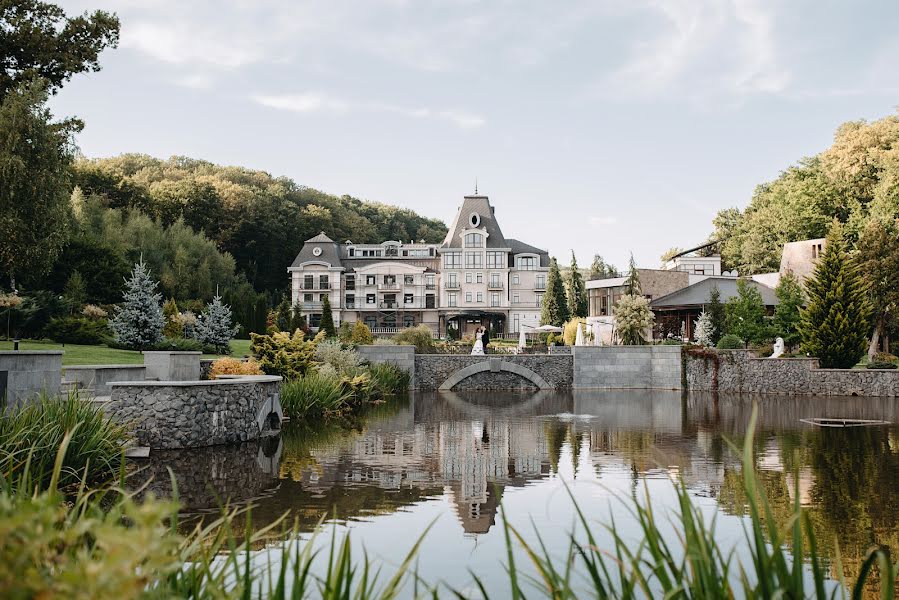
[280, 372, 353, 419]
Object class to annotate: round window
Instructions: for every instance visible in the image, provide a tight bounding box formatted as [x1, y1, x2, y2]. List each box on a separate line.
[469, 212, 480, 227]
[312, 247, 322, 256]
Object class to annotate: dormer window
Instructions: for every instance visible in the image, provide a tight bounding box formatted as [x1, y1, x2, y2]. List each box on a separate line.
[464, 232, 484, 248]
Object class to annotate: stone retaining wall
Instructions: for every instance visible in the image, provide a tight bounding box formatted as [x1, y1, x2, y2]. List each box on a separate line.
[63, 364, 147, 396]
[415, 354, 572, 391]
[684, 349, 899, 397]
[105, 375, 283, 449]
[572, 346, 682, 390]
[0, 351, 62, 407]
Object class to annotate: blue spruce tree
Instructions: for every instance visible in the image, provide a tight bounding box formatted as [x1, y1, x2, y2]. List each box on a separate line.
[195, 295, 239, 353]
[110, 260, 164, 350]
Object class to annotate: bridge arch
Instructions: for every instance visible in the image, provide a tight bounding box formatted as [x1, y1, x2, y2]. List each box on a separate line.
[438, 359, 551, 391]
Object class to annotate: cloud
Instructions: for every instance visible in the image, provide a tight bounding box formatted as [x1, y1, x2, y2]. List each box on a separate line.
[590, 216, 619, 226]
[252, 92, 486, 129]
[121, 22, 263, 68]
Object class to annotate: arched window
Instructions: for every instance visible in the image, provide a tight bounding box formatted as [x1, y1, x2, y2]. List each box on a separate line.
[464, 232, 484, 247]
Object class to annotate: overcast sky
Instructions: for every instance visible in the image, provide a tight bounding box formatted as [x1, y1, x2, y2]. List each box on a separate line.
[54, 0, 899, 270]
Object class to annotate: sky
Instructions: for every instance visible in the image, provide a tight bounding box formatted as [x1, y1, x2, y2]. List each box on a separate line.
[53, 0, 899, 271]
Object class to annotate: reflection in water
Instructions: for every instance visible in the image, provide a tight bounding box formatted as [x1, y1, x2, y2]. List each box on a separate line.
[135, 389, 899, 593]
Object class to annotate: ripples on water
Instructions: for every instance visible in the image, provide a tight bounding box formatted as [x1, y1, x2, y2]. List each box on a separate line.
[131, 390, 899, 596]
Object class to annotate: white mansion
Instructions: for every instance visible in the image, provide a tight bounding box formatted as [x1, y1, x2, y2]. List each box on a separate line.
[288, 194, 549, 337]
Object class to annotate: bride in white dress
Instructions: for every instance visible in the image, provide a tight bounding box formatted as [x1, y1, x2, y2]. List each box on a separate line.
[470, 327, 485, 355]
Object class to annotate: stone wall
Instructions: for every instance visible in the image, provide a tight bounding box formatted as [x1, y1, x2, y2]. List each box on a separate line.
[63, 364, 147, 396]
[142, 351, 201, 381]
[0, 351, 62, 407]
[572, 345, 682, 390]
[415, 354, 572, 391]
[356, 345, 416, 387]
[684, 349, 899, 397]
[105, 375, 283, 449]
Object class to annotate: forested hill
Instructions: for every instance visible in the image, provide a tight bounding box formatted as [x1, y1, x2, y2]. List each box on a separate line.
[72, 154, 449, 293]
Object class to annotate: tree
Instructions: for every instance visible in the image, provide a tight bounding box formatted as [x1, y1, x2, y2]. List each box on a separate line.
[0, 81, 79, 290]
[614, 294, 654, 345]
[540, 257, 569, 326]
[623, 254, 641, 296]
[588, 254, 616, 279]
[566, 251, 587, 318]
[62, 270, 86, 312]
[350, 320, 374, 345]
[319, 296, 336, 337]
[707, 286, 726, 346]
[725, 279, 770, 347]
[772, 271, 804, 349]
[856, 219, 899, 358]
[195, 295, 239, 353]
[162, 298, 183, 338]
[0, 1, 120, 99]
[109, 259, 164, 350]
[694, 310, 714, 347]
[660, 247, 684, 266]
[800, 222, 872, 368]
[289, 302, 307, 333]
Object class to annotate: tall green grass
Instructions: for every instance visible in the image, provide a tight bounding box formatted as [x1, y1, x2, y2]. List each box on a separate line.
[281, 373, 354, 419]
[0, 392, 130, 491]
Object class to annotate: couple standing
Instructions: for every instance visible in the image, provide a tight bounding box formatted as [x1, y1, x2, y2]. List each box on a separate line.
[470, 326, 490, 355]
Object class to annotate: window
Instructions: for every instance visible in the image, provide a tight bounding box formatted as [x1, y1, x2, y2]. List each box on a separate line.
[404, 315, 415, 328]
[384, 275, 396, 285]
[404, 294, 414, 304]
[304, 275, 313, 289]
[309, 314, 321, 328]
[348, 248, 355, 257]
[366, 275, 376, 286]
[476, 292, 483, 303]
[536, 275, 546, 290]
[444, 252, 462, 268]
[464, 232, 484, 247]
[345, 294, 355, 308]
[535, 293, 543, 306]
[447, 273, 458, 286]
[513, 314, 520, 332]
[512, 274, 520, 285]
[516, 256, 537, 270]
[513, 294, 520, 304]
[303, 293, 313, 303]
[319, 275, 329, 289]
[366, 294, 376, 305]
[425, 294, 435, 309]
[345, 276, 355, 290]
[490, 293, 499, 307]
[476, 273, 483, 283]
[404, 275, 414, 285]
[489, 273, 501, 287]
[385, 245, 398, 257]
[448, 293, 457, 307]
[466, 292, 472, 303]
[465, 273, 472, 283]
[319, 293, 327, 302]
[425, 274, 435, 289]
[487, 251, 505, 268]
[465, 252, 483, 268]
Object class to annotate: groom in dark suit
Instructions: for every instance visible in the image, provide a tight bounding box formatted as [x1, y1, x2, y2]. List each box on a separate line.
[481, 322, 491, 353]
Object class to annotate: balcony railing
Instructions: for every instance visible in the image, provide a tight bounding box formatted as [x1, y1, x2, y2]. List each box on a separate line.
[487, 281, 504, 290]
[425, 283, 437, 290]
[444, 281, 461, 290]
[297, 284, 334, 290]
[344, 302, 356, 309]
[378, 283, 400, 291]
[299, 302, 322, 310]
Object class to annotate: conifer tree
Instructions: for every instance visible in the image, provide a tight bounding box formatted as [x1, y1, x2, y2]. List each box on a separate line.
[623, 253, 642, 296]
[725, 279, 770, 346]
[706, 286, 726, 346]
[541, 257, 569, 326]
[800, 222, 872, 368]
[63, 270, 86, 312]
[772, 271, 804, 349]
[319, 296, 336, 337]
[290, 302, 307, 333]
[566, 251, 588, 318]
[694, 310, 714, 346]
[109, 260, 164, 350]
[195, 295, 239, 352]
[162, 298, 183, 338]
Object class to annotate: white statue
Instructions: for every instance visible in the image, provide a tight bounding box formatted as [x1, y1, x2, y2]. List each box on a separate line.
[770, 337, 784, 358]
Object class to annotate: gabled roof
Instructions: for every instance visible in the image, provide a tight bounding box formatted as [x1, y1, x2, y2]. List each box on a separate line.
[650, 277, 778, 308]
[290, 232, 343, 268]
[441, 195, 508, 249]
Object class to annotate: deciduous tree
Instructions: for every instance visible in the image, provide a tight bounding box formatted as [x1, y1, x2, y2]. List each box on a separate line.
[725, 279, 770, 347]
[772, 271, 804, 350]
[856, 219, 899, 358]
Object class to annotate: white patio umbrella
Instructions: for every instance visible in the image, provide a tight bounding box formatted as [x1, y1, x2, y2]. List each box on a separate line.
[533, 324, 563, 333]
[592, 322, 604, 346]
[518, 328, 527, 350]
[575, 322, 585, 346]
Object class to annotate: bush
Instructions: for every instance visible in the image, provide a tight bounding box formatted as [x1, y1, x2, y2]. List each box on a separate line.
[207, 357, 263, 378]
[866, 361, 897, 370]
[872, 351, 897, 363]
[314, 339, 362, 376]
[350, 320, 374, 345]
[368, 362, 410, 396]
[372, 337, 395, 346]
[43, 316, 109, 345]
[752, 342, 774, 357]
[337, 321, 353, 343]
[115, 336, 224, 354]
[280, 372, 352, 419]
[717, 334, 744, 349]
[391, 325, 435, 353]
[250, 329, 324, 380]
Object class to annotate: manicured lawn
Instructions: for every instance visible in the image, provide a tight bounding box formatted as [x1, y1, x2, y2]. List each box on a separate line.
[0, 339, 255, 366]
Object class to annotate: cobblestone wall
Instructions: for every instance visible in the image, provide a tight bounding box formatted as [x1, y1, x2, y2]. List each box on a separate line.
[415, 354, 572, 391]
[105, 375, 283, 449]
[684, 349, 899, 397]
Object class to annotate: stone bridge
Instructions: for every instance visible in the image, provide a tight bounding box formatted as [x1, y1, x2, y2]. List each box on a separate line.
[415, 354, 572, 391]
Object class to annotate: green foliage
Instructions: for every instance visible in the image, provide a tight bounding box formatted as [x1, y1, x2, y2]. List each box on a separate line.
[43, 316, 108, 345]
[250, 329, 324, 380]
[587, 254, 617, 279]
[800, 222, 872, 368]
[28, 234, 130, 305]
[0, 1, 120, 99]
[314, 339, 363, 376]
[392, 324, 435, 353]
[194, 295, 239, 353]
[562, 318, 586, 346]
[162, 298, 182, 338]
[319, 296, 336, 337]
[108, 259, 164, 350]
[725, 279, 771, 346]
[717, 333, 745, 349]
[856, 218, 899, 357]
[62, 270, 86, 312]
[707, 285, 726, 346]
[566, 251, 588, 318]
[367, 362, 410, 395]
[337, 320, 353, 342]
[0, 81, 78, 289]
[0, 392, 129, 491]
[772, 271, 804, 348]
[351, 320, 374, 345]
[866, 361, 897, 369]
[693, 310, 714, 346]
[280, 372, 353, 419]
[614, 294, 654, 345]
[540, 257, 569, 326]
[623, 253, 642, 296]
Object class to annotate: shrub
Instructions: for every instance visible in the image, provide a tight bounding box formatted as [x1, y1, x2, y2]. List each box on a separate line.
[368, 362, 410, 396]
[337, 320, 353, 343]
[250, 329, 324, 380]
[139, 336, 222, 354]
[614, 294, 654, 345]
[752, 342, 774, 357]
[562, 318, 586, 346]
[280, 372, 352, 419]
[866, 361, 897, 369]
[350, 320, 374, 345]
[207, 357, 263, 378]
[391, 325, 435, 353]
[314, 339, 362, 376]
[162, 298, 182, 338]
[80, 304, 107, 320]
[372, 337, 395, 346]
[873, 351, 897, 363]
[43, 316, 109, 345]
[717, 334, 744, 349]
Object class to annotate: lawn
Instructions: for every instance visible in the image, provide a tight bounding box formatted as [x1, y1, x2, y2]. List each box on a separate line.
[0, 339, 254, 366]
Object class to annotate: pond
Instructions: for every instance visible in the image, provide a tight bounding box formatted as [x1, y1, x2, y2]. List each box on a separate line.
[134, 390, 899, 596]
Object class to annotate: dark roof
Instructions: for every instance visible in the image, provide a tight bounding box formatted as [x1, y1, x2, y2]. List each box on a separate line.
[290, 232, 343, 268]
[650, 277, 777, 309]
[506, 238, 549, 267]
[442, 195, 508, 249]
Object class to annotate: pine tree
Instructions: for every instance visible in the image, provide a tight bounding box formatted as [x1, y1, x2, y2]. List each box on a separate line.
[290, 302, 307, 333]
[319, 296, 336, 337]
[588, 254, 616, 279]
[725, 279, 770, 346]
[274, 298, 291, 331]
[772, 271, 804, 349]
[694, 310, 714, 347]
[162, 298, 183, 338]
[109, 260, 164, 350]
[707, 286, 726, 346]
[541, 257, 569, 326]
[800, 222, 872, 368]
[566, 251, 588, 318]
[623, 253, 641, 296]
[195, 295, 239, 353]
[63, 270, 87, 312]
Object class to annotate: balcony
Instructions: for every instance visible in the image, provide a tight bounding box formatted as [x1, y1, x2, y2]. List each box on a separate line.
[297, 283, 334, 290]
[444, 281, 461, 290]
[534, 282, 546, 290]
[378, 282, 400, 291]
[299, 302, 322, 310]
[344, 302, 356, 309]
[487, 280, 504, 290]
[425, 283, 437, 290]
